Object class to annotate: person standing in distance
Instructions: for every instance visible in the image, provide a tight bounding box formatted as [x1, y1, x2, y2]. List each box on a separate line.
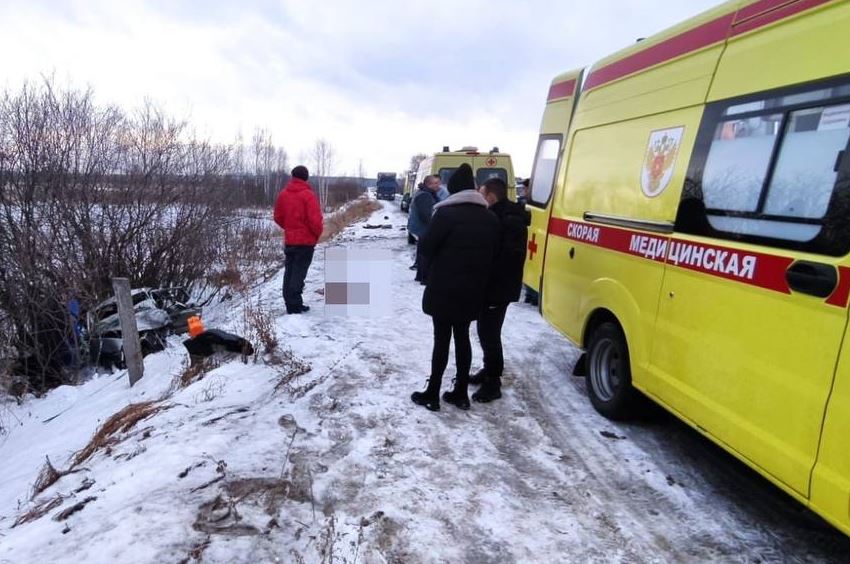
[471, 177, 529, 402]
[411, 163, 500, 411]
[407, 175, 441, 282]
[273, 165, 324, 314]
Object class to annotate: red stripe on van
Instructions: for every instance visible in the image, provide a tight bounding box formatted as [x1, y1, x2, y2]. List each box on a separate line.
[545, 219, 850, 302]
[547, 79, 577, 102]
[583, 13, 734, 91]
[734, 0, 798, 22]
[730, 0, 834, 36]
[582, 0, 835, 91]
[548, 217, 570, 238]
[826, 266, 850, 308]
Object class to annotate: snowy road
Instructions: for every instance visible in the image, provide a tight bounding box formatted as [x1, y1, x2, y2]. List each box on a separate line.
[1, 198, 848, 563]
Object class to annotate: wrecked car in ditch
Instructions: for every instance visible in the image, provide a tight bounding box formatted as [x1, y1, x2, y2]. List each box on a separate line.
[87, 287, 200, 369]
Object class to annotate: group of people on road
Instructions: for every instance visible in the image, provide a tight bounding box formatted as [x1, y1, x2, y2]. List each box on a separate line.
[410, 163, 529, 411]
[272, 163, 529, 412]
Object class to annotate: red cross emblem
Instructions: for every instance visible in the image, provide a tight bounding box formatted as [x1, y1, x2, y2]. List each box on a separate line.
[486, 157, 497, 166]
[528, 233, 538, 260]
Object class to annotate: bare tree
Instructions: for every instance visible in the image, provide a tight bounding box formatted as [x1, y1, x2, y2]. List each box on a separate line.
[357, 159, 367, 188]
[252, 128, 272, 202]
[232, 131, 246, 176]
[275, 147, 288, 177]
[409, 152, 427, 173]
[249, 128, 290, 204]
[0, 78, 234, 393]
[312, 138, 336, 210]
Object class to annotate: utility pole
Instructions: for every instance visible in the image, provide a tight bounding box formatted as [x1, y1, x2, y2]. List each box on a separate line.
[112, 278, 144, 386]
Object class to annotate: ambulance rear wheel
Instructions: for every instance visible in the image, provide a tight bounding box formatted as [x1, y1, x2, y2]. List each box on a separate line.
[586, 322, 635, 420]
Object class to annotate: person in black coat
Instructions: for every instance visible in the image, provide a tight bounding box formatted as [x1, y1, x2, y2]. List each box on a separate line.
[471, 177, 529, 402]
[410, 163, 500, 411]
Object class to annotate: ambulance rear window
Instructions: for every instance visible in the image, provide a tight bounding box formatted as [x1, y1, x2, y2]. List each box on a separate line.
[679, 77, 850, 256]
[476, 168, 507, 186]
[438, 168, 457, 186]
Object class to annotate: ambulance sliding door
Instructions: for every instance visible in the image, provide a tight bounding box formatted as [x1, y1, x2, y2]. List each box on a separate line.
[650, 80, 850, 498]
[524, 70, 582, 296]
[811, 295, 850, 535]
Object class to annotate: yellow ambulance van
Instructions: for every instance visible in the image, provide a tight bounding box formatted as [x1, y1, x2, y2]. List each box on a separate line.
[530, 0, 850, 535]
[413, 147, 517, 200]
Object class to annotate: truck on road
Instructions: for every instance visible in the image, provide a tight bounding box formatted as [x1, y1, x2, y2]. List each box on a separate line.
[376, 173, 399, 200]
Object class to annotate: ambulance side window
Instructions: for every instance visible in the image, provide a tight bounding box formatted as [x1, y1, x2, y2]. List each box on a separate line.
[702, 113, 782, 213]
[679, 78, 850, 257]
[765, 105, 850, 220]
[529, 136, 562, 207]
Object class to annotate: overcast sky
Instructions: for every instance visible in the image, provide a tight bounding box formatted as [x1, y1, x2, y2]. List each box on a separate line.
[0, 0, 723, 177]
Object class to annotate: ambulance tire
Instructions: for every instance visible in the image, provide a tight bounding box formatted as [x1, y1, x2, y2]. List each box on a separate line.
[586, 322, 636, 420]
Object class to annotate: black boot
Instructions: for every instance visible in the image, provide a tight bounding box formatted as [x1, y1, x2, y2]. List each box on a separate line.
[472, 376, 502, 403]
[469, 367, 487, 386]
[442, 377, 470, 410]
[411, 378, 440, 411]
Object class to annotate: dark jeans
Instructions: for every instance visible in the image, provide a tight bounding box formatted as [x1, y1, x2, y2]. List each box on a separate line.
[414, 241, 427, 282]
[283, 245, 315, 310]
[430, 317, 472, 389]
[477, 303, 509, 379]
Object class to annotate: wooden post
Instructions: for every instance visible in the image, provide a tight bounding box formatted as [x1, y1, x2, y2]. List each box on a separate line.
[112, 278, 144, 386]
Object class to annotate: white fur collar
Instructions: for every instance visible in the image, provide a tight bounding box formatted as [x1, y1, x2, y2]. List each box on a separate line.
[433, 190, 488, 210]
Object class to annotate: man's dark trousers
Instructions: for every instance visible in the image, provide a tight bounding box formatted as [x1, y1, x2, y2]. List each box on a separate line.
[414, 241, 429, 282]
[283, 245, 315, 312]
[476, 303, 509, 378]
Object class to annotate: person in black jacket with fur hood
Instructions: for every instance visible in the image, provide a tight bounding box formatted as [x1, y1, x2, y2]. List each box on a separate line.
[470, 177, 530, 402]
[411, 164, 500, 411]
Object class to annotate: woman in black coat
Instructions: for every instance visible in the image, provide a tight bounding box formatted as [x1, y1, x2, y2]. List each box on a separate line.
[411, 164, 500, 411]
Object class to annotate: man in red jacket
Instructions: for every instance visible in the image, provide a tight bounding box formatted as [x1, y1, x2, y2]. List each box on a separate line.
[273, 166, 324, 314]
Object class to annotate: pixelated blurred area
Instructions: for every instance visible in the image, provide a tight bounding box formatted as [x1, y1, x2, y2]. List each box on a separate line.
[324, 247, 392, 317]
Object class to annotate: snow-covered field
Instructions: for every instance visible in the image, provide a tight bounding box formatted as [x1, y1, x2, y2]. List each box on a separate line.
[1, 198, 848, 563]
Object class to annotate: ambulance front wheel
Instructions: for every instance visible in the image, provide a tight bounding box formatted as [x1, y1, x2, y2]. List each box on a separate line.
[586, 321, 636, 420]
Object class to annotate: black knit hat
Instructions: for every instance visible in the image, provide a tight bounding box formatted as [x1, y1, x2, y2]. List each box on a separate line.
[448, 163, 475, 194]
[291, 165, 309, 181]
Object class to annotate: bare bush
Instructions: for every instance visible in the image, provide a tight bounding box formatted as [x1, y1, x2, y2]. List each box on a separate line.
[208, 256, 246, 292]
[0, 78, 238, 392]
[215, 217, 285, 289]
[272, 347, 313, 393]
[0, 78, 367, 394]
[12, 495, 64, 527]
[320, 197, 382, 243]
[30, 456, 84, 500]
[71, 400, 167, 467]
[241, 296, 278, 360]
[326, 178, 367, 209]
[171, 356, 221, 392]
[195, 377, 225, 404]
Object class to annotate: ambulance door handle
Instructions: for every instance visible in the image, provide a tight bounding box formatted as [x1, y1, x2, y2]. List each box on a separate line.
[569, 247, 575, 259]
[785, 260, 838, 298]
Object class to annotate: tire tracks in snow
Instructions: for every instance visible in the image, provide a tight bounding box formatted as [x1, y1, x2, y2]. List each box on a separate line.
[508, 326, 850, 562]
[271, 200, 850, 561]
